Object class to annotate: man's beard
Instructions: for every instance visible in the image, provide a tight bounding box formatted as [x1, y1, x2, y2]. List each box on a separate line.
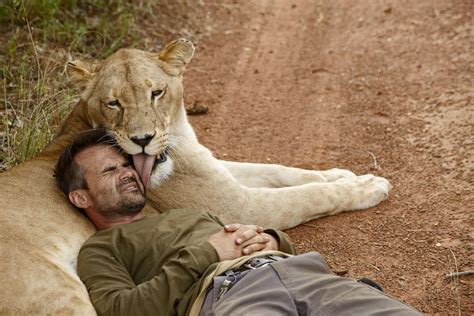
[97, 194, 146, 218]
[95, 179, 146, 218]
[111, 195, 146, 216]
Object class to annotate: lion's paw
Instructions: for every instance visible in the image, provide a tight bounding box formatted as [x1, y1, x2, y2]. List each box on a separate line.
[347, 174, 392, 210]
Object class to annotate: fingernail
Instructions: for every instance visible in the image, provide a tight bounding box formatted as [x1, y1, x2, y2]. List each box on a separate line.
[236, 238, 242, 244]
[243, 249, 249, 254]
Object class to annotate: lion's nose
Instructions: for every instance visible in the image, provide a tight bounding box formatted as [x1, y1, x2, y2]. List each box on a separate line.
[130, 134, 154, 148]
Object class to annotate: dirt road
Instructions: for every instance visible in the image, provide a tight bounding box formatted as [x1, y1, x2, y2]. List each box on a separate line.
[182, 0, 472, 313]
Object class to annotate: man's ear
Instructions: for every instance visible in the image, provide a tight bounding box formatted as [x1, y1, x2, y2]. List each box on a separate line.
[155, 38, 195, 76]
[66, 60, 99, 88]
[68, 190, 92, 210]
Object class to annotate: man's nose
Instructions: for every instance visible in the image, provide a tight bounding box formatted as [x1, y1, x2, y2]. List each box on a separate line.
[118, 165, 135, 179]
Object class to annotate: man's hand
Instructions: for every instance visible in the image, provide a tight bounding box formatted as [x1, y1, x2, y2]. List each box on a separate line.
[259, 232, 279, 251]
[223, 224, 279, 253]
[208, 224, 274, 261]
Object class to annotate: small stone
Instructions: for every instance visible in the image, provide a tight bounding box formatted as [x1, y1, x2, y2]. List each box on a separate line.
[334, 268, 348, 276]
[186, 101, 209, 115]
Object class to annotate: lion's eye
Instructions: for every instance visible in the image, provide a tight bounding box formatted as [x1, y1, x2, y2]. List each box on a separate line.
[107, 100, 121, 109]
[151, 89, 165, 100]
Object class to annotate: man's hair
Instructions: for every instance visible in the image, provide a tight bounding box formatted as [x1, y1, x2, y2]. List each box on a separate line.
[54, 129, 119, 200]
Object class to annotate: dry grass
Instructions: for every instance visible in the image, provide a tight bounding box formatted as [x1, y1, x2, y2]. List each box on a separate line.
[0, 0, 142, 170]
[0, 0, 212, 171]
[1, 11, 75, 169]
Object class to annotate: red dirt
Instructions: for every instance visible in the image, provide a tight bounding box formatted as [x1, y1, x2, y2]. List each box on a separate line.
[181, 0, 473, 314]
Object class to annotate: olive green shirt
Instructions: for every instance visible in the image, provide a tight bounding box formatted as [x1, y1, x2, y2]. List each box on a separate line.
[77, 209, 296, 316]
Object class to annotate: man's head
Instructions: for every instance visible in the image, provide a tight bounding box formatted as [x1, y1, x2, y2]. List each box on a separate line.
[55, 130, 146, 229]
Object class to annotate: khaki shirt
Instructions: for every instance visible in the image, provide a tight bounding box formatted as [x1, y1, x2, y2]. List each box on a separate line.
[78, 209, 296, 315]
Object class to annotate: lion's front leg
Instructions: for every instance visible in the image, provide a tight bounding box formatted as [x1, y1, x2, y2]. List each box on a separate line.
[219, 160, 356, 188]
[150, 152, 391, 229]
[238, 174, 392, 229]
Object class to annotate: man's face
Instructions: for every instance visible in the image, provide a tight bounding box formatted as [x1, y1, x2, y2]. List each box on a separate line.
[75, 145, 146, 218]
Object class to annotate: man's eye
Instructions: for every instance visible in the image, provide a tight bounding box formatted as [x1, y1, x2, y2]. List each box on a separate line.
[107, 100, 121, 109]
[151, 89, 165, 100]
[102, 167, 116, 174]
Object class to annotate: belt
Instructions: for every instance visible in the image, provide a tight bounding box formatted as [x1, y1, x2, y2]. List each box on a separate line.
[231, 254, 285, 272]
[216, 255, 285, 301]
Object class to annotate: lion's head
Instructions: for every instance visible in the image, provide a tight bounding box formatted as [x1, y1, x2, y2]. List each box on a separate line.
[66, 39, 194, 188]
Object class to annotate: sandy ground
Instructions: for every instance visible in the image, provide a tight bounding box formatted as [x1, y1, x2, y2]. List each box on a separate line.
[181, 0, 473, 314]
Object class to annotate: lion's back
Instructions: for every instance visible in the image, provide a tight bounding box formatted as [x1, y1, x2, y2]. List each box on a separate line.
[0, 159, 96, 315]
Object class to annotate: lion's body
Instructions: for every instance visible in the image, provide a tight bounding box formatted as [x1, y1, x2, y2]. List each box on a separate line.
[0, 39, 390, 314]
[0, 158, 94, 314]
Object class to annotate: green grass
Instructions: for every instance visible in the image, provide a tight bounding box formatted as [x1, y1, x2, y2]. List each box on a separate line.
[0, 0, 178, 170]
[0, 0, 141, 56]
[0, 0, 209, 170]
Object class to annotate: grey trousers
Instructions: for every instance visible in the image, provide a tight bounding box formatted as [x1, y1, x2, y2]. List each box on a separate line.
[200, 252, 422, 315]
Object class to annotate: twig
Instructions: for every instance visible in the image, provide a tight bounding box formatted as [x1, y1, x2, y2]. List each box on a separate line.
[445, 270, 474, 279]
[24, 14, 42, 79]
[372, 242, 389, 247]
[406, 229, 447, 232]
[367, 151, 379, 170]
[368, 263, 380, 271]
[302, 223, 318, 228]
[448, 248, 461, 316]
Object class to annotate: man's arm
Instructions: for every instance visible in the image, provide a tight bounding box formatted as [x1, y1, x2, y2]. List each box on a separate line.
[78, 240, 219, 316]
[262, 228, 297, 254]
[78, 223, 268, 316]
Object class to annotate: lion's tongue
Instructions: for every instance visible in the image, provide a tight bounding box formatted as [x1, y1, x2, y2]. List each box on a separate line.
[132, 153, 156, 190]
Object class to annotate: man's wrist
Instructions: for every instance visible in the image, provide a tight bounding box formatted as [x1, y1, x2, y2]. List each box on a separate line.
[261, 232, 279, 250]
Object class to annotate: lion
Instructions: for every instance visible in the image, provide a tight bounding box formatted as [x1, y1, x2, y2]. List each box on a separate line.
[0, 39, 390, 314]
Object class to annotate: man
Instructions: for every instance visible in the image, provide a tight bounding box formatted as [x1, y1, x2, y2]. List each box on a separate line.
[55, 130, 422, 316]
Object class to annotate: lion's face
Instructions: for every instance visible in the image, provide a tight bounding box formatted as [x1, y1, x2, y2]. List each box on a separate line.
[67, 39, 195, 187]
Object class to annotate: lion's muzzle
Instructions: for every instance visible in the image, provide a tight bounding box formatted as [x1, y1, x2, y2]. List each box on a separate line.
[130, 133, 155, 148]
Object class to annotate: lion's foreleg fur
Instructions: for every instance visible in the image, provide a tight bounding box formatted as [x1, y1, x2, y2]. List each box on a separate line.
[219, 160, 358, 188]
[148, 142, 391, 230]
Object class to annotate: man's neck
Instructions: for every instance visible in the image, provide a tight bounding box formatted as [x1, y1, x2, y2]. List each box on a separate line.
[91, 211, 145, 231]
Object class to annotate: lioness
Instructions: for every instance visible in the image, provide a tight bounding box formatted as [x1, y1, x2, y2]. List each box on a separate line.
[0, 39, 390, 314]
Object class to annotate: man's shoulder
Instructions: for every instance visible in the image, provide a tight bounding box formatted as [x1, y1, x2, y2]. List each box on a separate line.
[158, 208, 217, 221]
[80, 209, 220, 248]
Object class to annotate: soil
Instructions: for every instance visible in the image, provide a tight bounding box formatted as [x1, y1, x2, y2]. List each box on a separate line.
[180, 0, 473, 314]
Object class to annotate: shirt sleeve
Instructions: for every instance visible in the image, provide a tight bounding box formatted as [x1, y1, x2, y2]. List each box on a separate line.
[263, 229, 297, 255]
[78, 240, 219, 316]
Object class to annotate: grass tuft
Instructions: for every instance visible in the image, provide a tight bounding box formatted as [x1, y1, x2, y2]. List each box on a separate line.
[0, 0, 211, 171]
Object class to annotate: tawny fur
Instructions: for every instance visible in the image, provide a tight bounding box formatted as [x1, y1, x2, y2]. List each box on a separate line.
[0, 39, 390, 314]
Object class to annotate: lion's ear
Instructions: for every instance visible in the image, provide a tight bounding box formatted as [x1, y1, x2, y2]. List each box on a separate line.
[156, 38, 195, 76]
[67, 60, 98, 87]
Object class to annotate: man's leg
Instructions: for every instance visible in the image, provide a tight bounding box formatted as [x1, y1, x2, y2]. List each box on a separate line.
[200, 264, 297, 315]
[269, 252, 422, 315]
[201, 252, 422, 315]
